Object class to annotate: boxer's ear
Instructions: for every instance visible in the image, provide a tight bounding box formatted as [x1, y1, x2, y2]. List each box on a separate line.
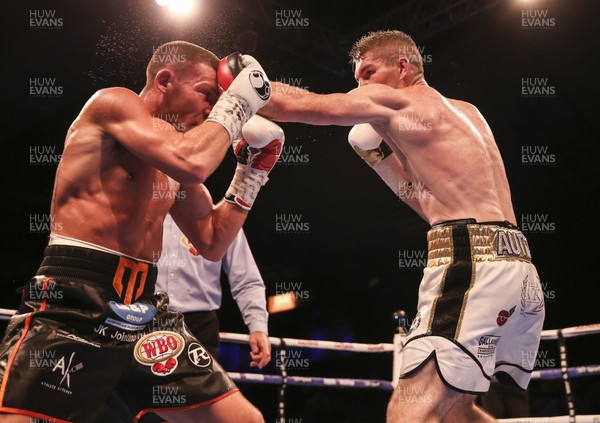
[155, 69, 174, 93]
[397, 56, 410, 78]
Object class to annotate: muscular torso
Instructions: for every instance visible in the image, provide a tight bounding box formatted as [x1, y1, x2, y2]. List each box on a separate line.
[50, 98, 179, 261]
[373, 85, 516, 226]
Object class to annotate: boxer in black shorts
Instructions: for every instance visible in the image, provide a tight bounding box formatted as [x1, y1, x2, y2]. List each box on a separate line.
[1, 243, 238, 422]
[0, 40, 281, 423]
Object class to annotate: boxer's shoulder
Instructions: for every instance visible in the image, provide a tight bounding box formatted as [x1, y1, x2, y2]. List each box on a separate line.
[446, 96, 478, 112]
[401, 84, 445, 103]
[83, 87, 144, 120]
[446, 97, 488, 128]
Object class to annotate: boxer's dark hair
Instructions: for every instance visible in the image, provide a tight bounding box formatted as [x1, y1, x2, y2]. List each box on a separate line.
[145, 40, 219, 85]
[349, 30, 424, 76]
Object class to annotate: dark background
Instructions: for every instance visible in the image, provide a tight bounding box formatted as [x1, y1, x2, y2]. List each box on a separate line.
[2, 0, 599, 421]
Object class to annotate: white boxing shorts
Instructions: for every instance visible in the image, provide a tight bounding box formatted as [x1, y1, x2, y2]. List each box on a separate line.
[399, 219, 545, 394]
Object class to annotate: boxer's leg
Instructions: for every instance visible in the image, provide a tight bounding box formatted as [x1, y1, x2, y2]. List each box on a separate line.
[387, 358, 497, 423]
[0, 414, 29, 423]
[387, 358, 463, 422]
[441, 395, 497, 423]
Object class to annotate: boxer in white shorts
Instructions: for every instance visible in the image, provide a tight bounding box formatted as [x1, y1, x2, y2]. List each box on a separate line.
[401, 219, 544, 393]
[260, 29, 545, 422]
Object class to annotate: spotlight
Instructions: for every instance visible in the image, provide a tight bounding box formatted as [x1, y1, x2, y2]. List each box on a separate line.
[168, 0, 195, 15]
[155, 0, 196, 16]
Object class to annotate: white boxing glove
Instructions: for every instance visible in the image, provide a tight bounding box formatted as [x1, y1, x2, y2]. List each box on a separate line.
[225, 116, 284, 210]
[207, 54, 271, 142]
[348, 123, 389, 168]
[348, 123, 382, 151]
[348, 124, 407, 197]
[242, 115, 285, 148]
[348, 125, 426, 218]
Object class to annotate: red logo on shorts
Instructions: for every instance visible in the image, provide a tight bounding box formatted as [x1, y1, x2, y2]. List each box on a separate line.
[134, 331, 185, 376]
[497, 306, 516, 326]
[152, 357, 177, 375]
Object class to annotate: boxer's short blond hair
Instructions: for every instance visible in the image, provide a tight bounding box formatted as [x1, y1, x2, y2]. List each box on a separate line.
[349, 30, 424, 76]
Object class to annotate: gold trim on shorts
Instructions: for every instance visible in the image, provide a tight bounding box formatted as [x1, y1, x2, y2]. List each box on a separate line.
[427, 224, 532, 267]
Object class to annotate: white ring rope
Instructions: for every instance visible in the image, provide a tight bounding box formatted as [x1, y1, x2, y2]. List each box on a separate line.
[0, 308, 16, 320]
[540, 324, 600, 340]
[219, 331, 395, 352]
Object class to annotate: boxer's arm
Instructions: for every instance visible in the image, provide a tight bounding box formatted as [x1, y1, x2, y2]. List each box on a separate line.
[260, 82, 403, 126]
[169, 117, 283, 261]
[370, 151, 427, 220]
[349, 124, 426, 219]
[91, 87, 230, 185]
[169, 184, 248, 262]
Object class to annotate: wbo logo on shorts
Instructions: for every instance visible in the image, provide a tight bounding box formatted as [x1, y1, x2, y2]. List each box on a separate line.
[134, 331, 185, 376]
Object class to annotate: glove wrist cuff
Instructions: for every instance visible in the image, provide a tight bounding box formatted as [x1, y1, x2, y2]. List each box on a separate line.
[224, 163, 269, 210]
[206, 91, 253, 142]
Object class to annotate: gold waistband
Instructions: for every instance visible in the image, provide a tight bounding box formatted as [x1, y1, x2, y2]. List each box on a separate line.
[427, 224, 532, 267]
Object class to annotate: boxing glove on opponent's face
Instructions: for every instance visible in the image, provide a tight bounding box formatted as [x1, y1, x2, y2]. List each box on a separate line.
[206, 53, 271, 141]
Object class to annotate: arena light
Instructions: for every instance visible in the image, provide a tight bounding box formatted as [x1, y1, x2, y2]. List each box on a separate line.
[169, 0, 195, 15]
[267, 292, 298, 314]
[155, 0, 196, 16]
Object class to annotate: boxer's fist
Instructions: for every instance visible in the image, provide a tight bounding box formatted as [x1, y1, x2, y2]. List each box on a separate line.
[348, 124, 410, 200]
[348, 123, 391, 167]
[225, 117, 284, 210]
[207, 54, 271, 141]
[227, 54, 271, 107]
[242, 115, 285, 148]
[217, 52, 244, 93]
[348, 123, 382, 150]
[233, 137, 283, 174]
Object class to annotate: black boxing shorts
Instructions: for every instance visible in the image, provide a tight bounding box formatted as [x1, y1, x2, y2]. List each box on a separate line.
[0, 244, 238, 423]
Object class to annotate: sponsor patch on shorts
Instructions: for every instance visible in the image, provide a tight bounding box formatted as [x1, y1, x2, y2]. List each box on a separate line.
[109, 301, 156, 324]
[187, 342, 212, 368]
[104, 318, 146, 332]
[477, 335, 500, 358]
[134, 331, 185, 376]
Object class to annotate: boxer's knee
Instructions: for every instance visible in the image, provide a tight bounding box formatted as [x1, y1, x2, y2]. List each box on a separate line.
[0, 413, 31, 423]
[247, 407, 265, 423]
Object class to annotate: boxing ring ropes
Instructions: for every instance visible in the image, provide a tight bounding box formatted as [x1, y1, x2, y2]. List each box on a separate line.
[1, 308, 599, 422]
